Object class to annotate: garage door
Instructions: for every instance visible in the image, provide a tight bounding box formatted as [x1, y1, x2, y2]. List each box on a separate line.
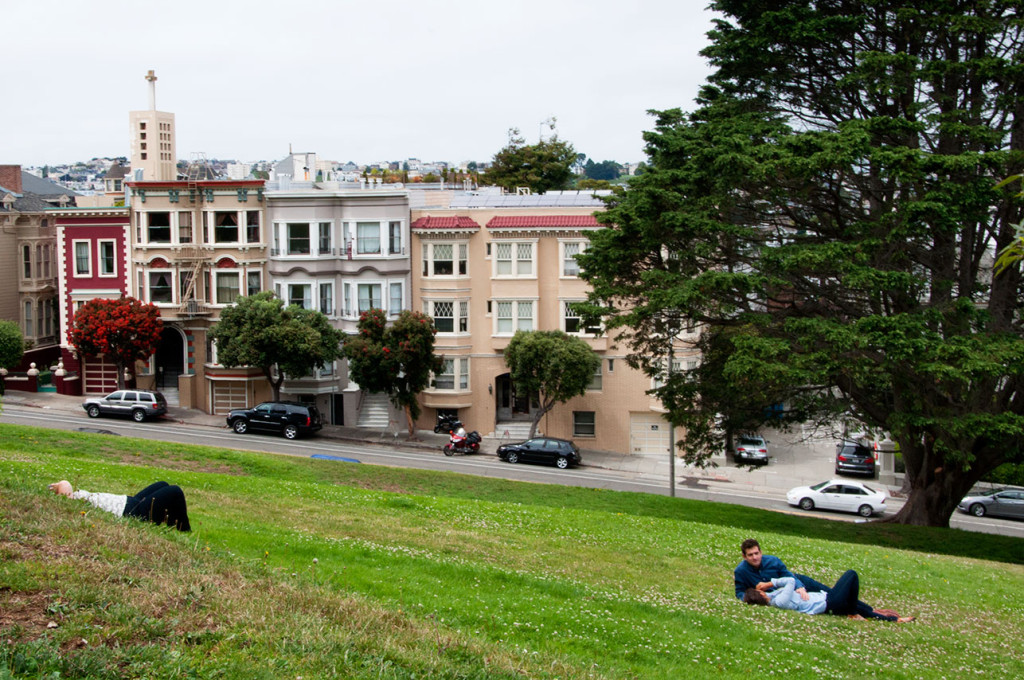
[630, 412, 671, 457]
[83, 358, 119, 395]
[211, 381, 248, 415]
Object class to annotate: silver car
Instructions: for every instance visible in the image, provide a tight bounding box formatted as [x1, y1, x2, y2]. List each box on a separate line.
[83, 389, 168, 422]
[733, 435, 769, 465]
[957, 488, 1024, 519]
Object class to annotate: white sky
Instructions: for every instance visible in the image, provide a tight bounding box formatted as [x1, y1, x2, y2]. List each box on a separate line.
[5, 0, 716, 167]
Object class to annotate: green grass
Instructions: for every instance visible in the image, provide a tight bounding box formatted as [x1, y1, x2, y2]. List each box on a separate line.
[1, 423, 1023, 679]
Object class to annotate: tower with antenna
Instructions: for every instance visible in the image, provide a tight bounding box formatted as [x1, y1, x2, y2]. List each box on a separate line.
[129, 70, 177, 181]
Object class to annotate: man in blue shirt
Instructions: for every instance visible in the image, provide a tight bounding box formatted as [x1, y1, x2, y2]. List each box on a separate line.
[733, 539, 890, 618]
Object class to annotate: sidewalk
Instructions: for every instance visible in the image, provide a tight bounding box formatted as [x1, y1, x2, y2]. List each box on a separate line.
[1, 390, 902, 501]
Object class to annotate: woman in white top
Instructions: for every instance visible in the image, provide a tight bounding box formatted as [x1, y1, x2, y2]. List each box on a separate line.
[49, 480, 191, 532]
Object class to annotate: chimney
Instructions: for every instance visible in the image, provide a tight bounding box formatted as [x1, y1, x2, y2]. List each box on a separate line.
[0, 165, 23, 193]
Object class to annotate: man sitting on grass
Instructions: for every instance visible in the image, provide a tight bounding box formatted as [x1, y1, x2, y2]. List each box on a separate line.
[734, 538, 902, 620]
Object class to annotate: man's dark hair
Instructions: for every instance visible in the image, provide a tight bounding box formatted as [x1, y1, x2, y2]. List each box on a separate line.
[743, 588, 768, 606]
[740, 538, 760, 555]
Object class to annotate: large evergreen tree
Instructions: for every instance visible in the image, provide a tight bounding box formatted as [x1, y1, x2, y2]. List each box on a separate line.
[577, 1, 1024, 527]
[210, 292, 345, 401]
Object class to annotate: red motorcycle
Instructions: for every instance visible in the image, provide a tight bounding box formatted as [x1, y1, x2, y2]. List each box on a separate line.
[443, 427, 482, 456]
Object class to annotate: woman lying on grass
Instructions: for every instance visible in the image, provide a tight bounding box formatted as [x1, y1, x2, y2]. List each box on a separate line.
[743, 570, 914, 622]
[49, 480, 191, 532]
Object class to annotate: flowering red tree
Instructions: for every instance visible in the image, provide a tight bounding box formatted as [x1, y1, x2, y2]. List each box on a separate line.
[69, 297, 163, 389]
[343, 308, 443, 438]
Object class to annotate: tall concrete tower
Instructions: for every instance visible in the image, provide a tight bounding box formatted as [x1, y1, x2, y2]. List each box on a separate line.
[129, 70, 177, 181]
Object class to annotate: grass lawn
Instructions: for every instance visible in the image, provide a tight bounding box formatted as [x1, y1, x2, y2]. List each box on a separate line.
[1, 422, 1022, 679]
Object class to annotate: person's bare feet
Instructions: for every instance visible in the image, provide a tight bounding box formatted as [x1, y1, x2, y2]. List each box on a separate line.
[897, 616, 916, 623]
[847, 614, 866, 620]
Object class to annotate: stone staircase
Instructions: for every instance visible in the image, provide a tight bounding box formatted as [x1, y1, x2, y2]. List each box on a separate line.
[357, 392, 393, 429]
[492, 421, 534, 443]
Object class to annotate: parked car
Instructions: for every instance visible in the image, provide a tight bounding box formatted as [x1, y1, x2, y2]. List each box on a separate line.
[733, 435, 769, 465]
[226, 401, 322, 440]
[83, 390, 167, 422]
[787, 479, 887, 517]
[497, 436, 582, 469]
[957, 488, 1024, 519]
[834, 440, 877, 477]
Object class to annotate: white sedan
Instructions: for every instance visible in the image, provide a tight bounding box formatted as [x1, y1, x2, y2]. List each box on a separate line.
[787, 479, 887, 518]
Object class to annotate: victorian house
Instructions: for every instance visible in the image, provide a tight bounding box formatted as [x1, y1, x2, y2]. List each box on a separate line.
[264, 164, 411, 425]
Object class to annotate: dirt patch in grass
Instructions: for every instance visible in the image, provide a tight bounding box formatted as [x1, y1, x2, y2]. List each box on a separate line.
[0, 588, 59, 637]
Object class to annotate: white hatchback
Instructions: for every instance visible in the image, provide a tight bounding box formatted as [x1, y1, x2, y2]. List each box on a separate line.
[787, 479, 887, 518]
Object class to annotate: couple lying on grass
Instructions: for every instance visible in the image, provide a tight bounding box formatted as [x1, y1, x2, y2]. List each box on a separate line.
[735, 538, 915, 622]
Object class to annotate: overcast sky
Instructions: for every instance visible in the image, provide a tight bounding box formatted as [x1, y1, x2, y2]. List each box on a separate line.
[5, 0, 717, 168]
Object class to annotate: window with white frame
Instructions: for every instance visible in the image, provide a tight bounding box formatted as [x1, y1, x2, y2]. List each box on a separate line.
[435, 358, 456, 390]
[563, 300, 601, 334]
[573, 411, 596, 437]
[36, 300, 44, 336]
[356, 222, 381, 254]
[318, 222, 331, 254]
[389, 282, 402, 316]
[357, 283, 382, 312]
[343, 282, 352, 316]
[246, 211, 260, 243]
[247, 271, 262, 296]
[587, 364, 603, 391]
[99, 240, 116, 276]
[149, 270, 174, 303]
[214, 271, 240, 305]
[214, 211, 239, 243]
[459, 301, 469, 332]
[147, 212, 171, 243]
[287, 223, 310, 255]
[22, 245, 31, 279]
[562, 241, 585, 276]
[178, 211, 193, 243]
[319, 282, 333, 315]
[653, 357, 684, 389]
[494, 241, 533, 276]
[42, 245, 51, 278]
[23, 300, 32, 336]
[423, 241, 467, 276]
[73, 241, 91, 276]
[389, 221, 402, 255]
[179, 271, 194, 301]
[433, 357, 469, 391]
[430, 300, 455, 332]
[495, 300, 533, 334]
[288, 283, 312, 309]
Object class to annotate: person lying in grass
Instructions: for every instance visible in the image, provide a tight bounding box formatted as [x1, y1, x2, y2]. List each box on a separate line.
[743, 570, 914, 622]
[49, 480, 191, 532]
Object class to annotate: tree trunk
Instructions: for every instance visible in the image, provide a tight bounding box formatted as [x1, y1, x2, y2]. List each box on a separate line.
[403, 403, 418, 440]
[265, 366, 283, 402]
[116, 362, 126, 390]
[883, 461, 979, 527]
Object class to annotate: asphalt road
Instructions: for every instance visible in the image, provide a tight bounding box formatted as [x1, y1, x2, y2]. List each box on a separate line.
[3, 404, 1022, 539]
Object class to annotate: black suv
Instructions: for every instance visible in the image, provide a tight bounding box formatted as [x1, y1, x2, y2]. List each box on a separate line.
[226, 402, 323, 439]
[835, 440, 877, 477]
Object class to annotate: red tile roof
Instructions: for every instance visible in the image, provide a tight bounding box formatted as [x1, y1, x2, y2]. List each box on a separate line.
[486, 215, 602, 229]
[411, 216, 481, 230]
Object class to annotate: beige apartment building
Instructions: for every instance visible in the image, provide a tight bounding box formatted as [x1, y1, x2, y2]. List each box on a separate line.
[410, 190, 695, 456]
[126, 178, 267, 412]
